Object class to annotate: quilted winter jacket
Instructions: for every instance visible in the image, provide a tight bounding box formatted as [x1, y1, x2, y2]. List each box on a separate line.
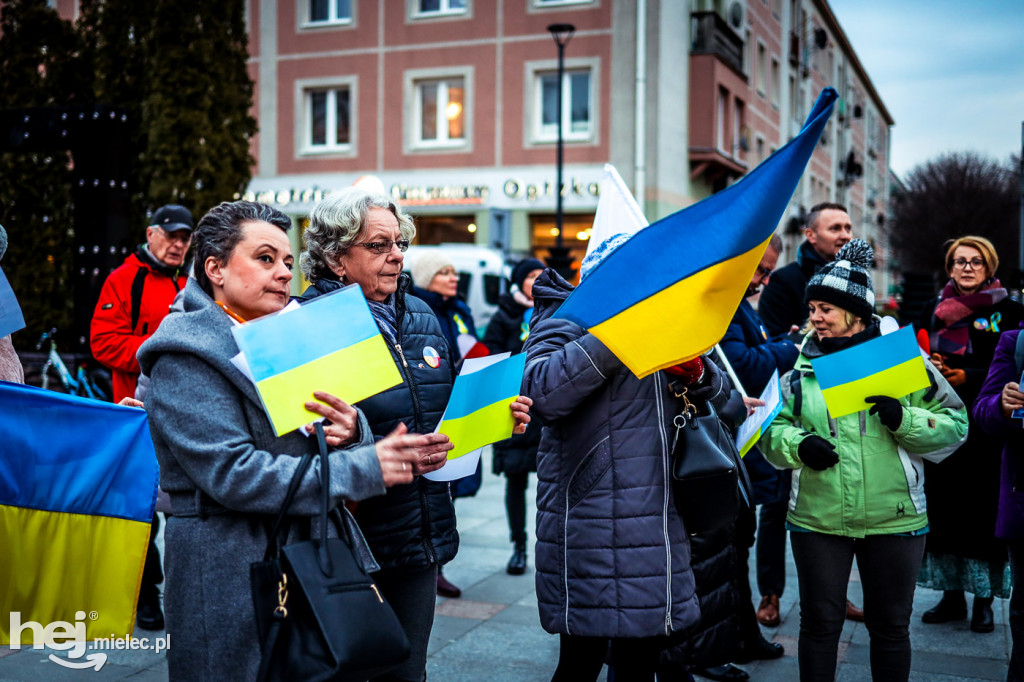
[761, 330, 969, 536]
[299, 273, 459, 572]
[522, 270, 703, 639]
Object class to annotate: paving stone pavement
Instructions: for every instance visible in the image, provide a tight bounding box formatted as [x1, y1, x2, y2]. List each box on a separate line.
[1, 447, 1012, 680]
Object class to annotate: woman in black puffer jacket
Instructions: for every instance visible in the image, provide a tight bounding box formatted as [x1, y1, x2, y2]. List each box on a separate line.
[483, 257, 546, 575]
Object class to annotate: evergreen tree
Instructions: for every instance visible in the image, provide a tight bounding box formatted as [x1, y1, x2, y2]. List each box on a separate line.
[0, 0, 88, 347]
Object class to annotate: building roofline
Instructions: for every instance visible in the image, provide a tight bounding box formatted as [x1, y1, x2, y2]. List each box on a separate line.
[814, 0, 894, 126]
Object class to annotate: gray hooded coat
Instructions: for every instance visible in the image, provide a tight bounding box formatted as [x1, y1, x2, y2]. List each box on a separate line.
[138, 280, 387, 681]
[522, 270, 710, 639]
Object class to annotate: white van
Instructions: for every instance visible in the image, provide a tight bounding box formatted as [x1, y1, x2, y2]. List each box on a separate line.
[405, 244, 508, 330]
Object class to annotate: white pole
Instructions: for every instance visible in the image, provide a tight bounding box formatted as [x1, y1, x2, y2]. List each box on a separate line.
[713, 344, 748, 398]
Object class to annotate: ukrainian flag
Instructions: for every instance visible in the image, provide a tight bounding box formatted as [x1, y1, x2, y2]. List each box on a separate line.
[232, 285, 403, 436]
[0, 381, 158, 643]
[811, 325, 931, 419]
[439, 353, 527, 458]
[555, 87, 838, 378]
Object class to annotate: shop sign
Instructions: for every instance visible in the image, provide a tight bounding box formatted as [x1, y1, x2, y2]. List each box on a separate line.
[502, 177, 600, 201]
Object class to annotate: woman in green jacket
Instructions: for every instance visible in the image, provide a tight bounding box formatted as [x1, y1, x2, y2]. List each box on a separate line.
[761, 240, 968, 682]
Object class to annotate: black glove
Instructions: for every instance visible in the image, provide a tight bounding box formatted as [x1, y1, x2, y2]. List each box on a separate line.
[798, 435, 839, 471]
[866, 395, 903, 431]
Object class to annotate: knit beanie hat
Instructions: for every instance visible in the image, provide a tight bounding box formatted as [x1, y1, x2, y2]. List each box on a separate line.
[410, 250, 454, 289]
[805, 239, 875, 321]
[580, 233, 631, 281]
[512, 258, 545, 290]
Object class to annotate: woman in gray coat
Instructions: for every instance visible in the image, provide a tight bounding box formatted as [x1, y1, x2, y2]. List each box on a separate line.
[138, 200, 452, 681]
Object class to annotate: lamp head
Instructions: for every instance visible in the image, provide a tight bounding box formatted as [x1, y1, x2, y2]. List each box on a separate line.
[547, 23, 576, 47]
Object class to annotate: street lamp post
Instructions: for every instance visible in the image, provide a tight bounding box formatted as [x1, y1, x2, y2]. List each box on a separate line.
[547, 22, 575, 278]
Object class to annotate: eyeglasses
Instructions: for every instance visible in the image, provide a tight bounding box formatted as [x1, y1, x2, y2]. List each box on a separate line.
[355, 239, 410, 255]
[755, 265, 773, 278]
[952, 258, 985, 270]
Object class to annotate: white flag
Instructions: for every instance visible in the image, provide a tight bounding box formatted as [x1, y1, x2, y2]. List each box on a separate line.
[584, 164, 649, 258]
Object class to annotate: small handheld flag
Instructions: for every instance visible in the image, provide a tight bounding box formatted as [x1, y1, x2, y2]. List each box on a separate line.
[232, 285, 403, 436]
[436, 353, 527, 459]
[811, 325, 931, 418]
[554, 87, 838, 378]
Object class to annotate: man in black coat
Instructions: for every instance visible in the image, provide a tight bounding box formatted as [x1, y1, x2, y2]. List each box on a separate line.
[758, 202, 852, 337]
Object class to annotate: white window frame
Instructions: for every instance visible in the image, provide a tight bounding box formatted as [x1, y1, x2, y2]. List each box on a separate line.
[756, 41, 767, 98]
[770, 56, 780, 109]
[524, 57, 600, 146]
[295, 76, 357, 157]
[716, 89, 727, 154]
[408, 0, 469, 19]
[301, 0, 353, 28]
[531, 0, 595, 7]
[403, 67, 474, 153]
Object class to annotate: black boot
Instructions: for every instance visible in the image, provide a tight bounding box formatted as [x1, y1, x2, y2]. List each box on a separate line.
[136, 588, 164, 631]
[971, 596, 995, 633]
[506, 541, 527, 575]
[922, 590, 967, 624]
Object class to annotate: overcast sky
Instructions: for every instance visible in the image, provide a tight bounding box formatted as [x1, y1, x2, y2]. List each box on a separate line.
[828, 0, 1024, 180]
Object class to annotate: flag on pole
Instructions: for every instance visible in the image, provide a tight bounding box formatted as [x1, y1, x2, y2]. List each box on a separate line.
[436, 353, 527, 459]
[584, 164, 649, 259]
[555, 87, 838, 377]
[0, 382, 158, 643]
[232, 285, 403, 436]
[811, 325, 931, 418]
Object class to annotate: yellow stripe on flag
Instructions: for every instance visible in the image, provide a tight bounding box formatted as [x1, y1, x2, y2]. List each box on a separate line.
[439, 399, 516, 459]
[819, 356, 931, 419]
[257, 334, 403, 436]
[0, 505, 151, 644]
[590, 237, 770, 377]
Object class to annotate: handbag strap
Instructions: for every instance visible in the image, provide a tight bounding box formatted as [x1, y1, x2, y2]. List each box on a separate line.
[256, 613, 284, 682]
[313, 422, 335, 576]
[262, 452, 314, 561]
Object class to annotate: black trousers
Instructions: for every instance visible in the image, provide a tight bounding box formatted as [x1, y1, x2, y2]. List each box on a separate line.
[505, 471, 529, 545]
[791, 531, 925, 682]
[552, 633, 675, 682]
[140, 515, 163, 598]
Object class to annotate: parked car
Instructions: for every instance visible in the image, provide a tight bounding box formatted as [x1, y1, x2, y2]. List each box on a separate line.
[405, 244, 508, 330]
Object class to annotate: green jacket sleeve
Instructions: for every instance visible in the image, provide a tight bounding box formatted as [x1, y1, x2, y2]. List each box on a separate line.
[760, 369, 814, 470]
[890, 363, 969, 462]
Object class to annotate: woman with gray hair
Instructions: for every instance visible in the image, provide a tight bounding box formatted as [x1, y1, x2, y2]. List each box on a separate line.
[300, 187, 532, 682]
[138, 200, 452, 680]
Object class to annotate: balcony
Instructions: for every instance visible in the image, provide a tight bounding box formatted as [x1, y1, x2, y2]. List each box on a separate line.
[690, 11, 744, 76]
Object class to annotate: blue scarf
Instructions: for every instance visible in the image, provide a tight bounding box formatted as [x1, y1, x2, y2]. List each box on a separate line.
[365, 296, 398, 347]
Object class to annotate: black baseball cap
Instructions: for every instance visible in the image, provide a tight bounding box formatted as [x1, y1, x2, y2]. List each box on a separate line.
[150, 204, 194, 233]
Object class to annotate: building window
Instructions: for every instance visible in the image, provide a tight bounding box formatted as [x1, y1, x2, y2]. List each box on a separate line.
[717, 88, 727, 153]
[771, 57, 780, 108]
[533, 0, 594, 5]
[733, 99, 745, 160]
[307, 0, 352, 25]
[415, 0, 467, 15]
[789, 74, 799, 120]
[757, 42, 767, 98]
[302, 85, 352, 153]
[415, 78, 466, 146]
[535, 68, 592, 141]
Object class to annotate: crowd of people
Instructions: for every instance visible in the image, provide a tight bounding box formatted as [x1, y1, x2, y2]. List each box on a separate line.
[5, 192, 1024, 682]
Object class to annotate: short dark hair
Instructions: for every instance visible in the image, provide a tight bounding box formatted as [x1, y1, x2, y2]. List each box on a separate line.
[806, 202, 848, 233]
[193, 201, 292, 297]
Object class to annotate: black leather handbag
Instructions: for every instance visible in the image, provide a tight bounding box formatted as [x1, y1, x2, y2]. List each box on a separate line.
[251, 423, 411, 682]
[671, 397, 752, 536]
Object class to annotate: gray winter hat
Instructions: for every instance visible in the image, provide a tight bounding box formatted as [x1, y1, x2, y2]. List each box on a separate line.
[805, 239, 875, 320]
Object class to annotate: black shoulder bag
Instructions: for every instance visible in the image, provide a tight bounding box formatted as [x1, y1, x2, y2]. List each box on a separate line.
[251, 423, 411, 682]
[669, 387, 752, 536]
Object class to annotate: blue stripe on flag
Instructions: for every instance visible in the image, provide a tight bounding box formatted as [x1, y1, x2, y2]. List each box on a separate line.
[556, 88, 837, 330]
[0, 381, 158, 523]
[232, 285, 381, 382]
[444, 354, 527, 421]
[811, 325, 920, 390]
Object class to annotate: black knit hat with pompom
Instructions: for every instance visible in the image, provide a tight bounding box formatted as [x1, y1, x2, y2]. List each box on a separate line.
[805, 239, 875, 321]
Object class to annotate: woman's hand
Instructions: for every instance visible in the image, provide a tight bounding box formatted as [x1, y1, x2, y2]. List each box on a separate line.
[866, 395, 904, 431]
[742, 397, 766, 417]
[374, 422, 454, 483]
[797, 435, 839, 471]
[1002, 381, 1024, 419]
[304, 391, 359, 447]
[118, 397, 145, 408]
[941, 366, 967, 387]
[510, 395, 533, 434]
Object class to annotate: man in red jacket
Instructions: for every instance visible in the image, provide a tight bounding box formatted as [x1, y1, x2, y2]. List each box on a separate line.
[90, 204, 192, 631]
[91, 204, 191, 402]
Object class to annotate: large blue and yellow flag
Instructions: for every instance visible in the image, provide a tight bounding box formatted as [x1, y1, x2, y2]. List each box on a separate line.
[0, 381, 158, 643]
[555, 87, 838, 377]
[232, 285, 403, 436]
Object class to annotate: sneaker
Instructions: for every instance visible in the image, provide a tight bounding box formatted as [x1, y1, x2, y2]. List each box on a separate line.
[436, 572, 462, 598]
[756, 594, 780, 627]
